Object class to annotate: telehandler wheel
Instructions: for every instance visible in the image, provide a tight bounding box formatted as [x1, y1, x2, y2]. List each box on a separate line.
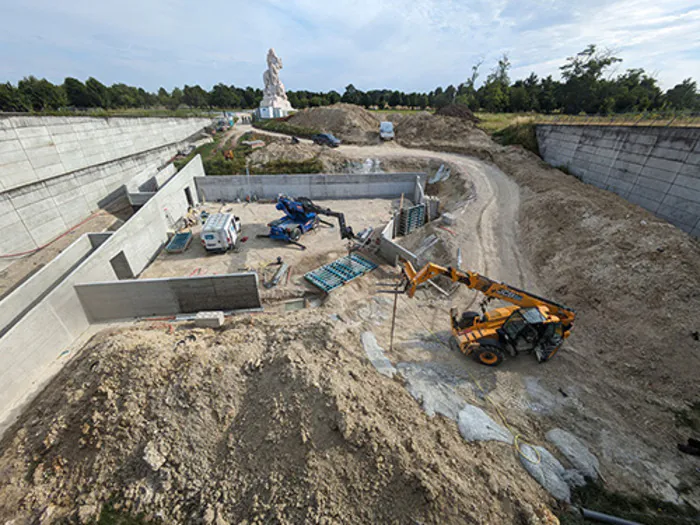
[472, 344, 504, 367]
[290, 228, 302, 241]
[448, 335, 463, 353]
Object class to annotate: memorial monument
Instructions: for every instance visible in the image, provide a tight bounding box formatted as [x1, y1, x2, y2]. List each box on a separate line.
[257, 48, 293, 119]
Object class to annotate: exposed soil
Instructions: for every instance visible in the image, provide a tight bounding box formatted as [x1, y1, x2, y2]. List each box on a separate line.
[0, 314, 556, 524]
[287, 104, 380, 145]
[435, 104, 480, 123]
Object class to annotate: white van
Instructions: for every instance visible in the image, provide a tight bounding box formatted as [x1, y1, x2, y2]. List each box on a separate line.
[379, 121, 395, 140]
[200, 213, 242, 253]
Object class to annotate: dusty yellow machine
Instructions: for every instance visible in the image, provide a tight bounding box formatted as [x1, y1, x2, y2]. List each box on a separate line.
[402, 261, 576, 366]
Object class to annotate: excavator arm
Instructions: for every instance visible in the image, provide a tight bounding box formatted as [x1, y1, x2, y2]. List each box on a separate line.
[403, 261, 576, 328]
[297, 197, 356, 240]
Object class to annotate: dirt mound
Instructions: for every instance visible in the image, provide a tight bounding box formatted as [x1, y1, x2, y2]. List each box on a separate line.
[288, 104, 380, 144]
[387, 113, 493, 154]
[0, 313, 555, 524]
[435, 104, 480, 123]
[248, 142, 346, 172]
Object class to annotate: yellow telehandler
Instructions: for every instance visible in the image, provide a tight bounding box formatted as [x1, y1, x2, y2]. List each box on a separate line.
[402, 261, 576, 366]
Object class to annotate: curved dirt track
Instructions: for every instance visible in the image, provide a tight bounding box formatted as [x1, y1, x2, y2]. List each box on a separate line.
[342, 143, 528, 286]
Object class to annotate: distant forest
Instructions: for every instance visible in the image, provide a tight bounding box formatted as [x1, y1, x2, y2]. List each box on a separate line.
[0, 46, 698, 115]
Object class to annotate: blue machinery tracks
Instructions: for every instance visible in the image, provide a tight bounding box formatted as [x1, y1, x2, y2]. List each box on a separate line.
[304, 254, 378, 293]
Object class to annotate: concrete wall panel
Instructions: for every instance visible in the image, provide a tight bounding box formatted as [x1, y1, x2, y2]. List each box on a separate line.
[536, 125, 700, 237]
[76, 273, 260, 322]
[196, 172, 426, 203]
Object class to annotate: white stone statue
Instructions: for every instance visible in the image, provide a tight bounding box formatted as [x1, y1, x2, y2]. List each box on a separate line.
[260, 48, 292, 110]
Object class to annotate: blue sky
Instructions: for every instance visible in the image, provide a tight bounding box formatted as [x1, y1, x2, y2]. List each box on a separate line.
[0, 0, 698, 92]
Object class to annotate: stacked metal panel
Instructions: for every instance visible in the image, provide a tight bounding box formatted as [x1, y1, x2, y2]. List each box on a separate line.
[304, 254, 378, 293]
[397, 204, 426, 236]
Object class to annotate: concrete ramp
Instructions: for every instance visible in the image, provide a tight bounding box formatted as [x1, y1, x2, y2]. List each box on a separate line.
[75, 273, 261, 322]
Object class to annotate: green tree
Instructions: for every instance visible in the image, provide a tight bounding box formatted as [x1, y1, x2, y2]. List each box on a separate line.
[85, 77, 110, 107]
[0, 82, 30, 112]
[665, 78, 699, 110]
[327, 90, 341, 104]
[477, 55, 511, 112]
[341, 84, 362, 105]
[537, 76, 559, 113]
[168, 87, 183, 109]
[109, 83, 137, 108]
[559, 44, 622, 114]
[509, 84, 530, 112]
[183, 85, 209, 108]
[209, 83, 241, 108]
[64, 77, 91, 107]
[17, 76, 65, 111]
[157, 87, 170, 107]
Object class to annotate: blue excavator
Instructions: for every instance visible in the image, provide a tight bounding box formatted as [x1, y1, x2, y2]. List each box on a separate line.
[257, 196, 356, 250]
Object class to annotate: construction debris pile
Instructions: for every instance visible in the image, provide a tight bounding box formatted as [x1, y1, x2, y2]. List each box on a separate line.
[0, 315, 557, 524]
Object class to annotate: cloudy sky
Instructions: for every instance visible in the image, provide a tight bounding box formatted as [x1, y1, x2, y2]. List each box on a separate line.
[1, 0, 698, 92]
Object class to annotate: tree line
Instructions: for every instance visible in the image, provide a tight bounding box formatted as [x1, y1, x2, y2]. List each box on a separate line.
[0, 45, 698, 114]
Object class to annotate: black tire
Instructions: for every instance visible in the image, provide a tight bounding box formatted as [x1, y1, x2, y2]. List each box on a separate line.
[448, 335, 462, 353]
[472, 343, 504, 367]
[290, 228, 302, 241]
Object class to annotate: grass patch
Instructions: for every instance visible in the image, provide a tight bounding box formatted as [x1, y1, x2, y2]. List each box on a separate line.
[475, 112, 535, 133]
[173, 131, 224, 171]
[252, 119, 320, 139]
[558, 483, 699, 525]
[492, 122, 539, 155]
[199, 131, 323, 175]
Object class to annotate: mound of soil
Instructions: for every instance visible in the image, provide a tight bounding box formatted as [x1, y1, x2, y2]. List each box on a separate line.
[387, 113, 493, 154]
[288, 104, 380, 144]
[248, 142, 346, 172]
[435, 104, 480, 123]
[0, 313, 555, 524]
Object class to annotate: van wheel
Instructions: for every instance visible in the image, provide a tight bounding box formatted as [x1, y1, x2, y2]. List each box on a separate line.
[290, 228, 302, 241]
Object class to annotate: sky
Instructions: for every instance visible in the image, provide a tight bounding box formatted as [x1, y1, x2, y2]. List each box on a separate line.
[0, 0, 698, 93]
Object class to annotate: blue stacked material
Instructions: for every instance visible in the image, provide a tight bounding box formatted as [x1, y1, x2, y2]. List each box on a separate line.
[304, 254, 378, 293]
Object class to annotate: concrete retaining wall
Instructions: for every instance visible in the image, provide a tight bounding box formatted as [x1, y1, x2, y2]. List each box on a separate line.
[0, 233, 110, 337]
[378, 218, 418, 266]
[196, 172, 426, 202]
[76, 274, 261, 322]
[0, 116, 210, 254]
[0, 156, 204, 434]
[536, 125, 700, 237]
[0, 116, 210, 191]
